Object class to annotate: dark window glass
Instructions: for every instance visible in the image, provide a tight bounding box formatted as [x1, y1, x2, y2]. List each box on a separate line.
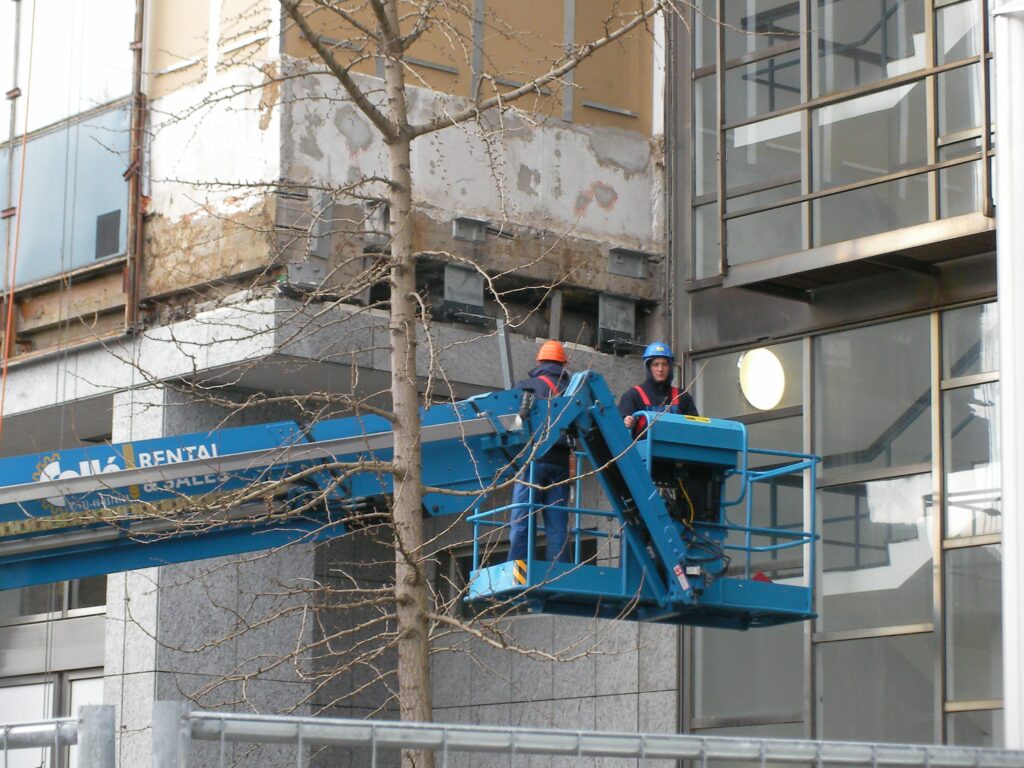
[695, 75, 717, 197]
[695, 622, 804, 720]
[816, 633, 935, 743]
[727, 201, 803, 265]
[694, 0, 717, 69]
[694, 202, 720, 279]
[813, 172, 930, 245]
[70, 575, 107, 610]
[945, 545, 1002, 701]
[939, 147, 983, 218]
[946, 710, 1004, 747]
[938, 64, 982, 137]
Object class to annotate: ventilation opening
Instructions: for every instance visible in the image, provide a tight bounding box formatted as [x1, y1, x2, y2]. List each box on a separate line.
[95, 210, 121, 259]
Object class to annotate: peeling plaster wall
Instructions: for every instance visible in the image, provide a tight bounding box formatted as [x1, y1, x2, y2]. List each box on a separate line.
[144, 68, 283, 296]
[281, 69, 660, 251]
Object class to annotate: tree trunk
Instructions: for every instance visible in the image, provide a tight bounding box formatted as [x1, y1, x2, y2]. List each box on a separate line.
[382, 5, 434, 766]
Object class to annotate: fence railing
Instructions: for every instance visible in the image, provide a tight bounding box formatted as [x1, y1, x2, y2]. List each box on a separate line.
[0, 706, 113, 767]
[5, 703, 1023, 768]
[151, 702, 1024, 768]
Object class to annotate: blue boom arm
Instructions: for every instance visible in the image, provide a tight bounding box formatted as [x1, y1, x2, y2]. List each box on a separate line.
[0, 372, 817, 630]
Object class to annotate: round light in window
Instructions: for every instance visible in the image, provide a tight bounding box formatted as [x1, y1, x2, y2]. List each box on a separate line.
[738, 348, 785, 411]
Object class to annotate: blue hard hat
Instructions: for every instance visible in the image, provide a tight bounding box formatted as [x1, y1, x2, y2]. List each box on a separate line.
[642, 341, 674, 363]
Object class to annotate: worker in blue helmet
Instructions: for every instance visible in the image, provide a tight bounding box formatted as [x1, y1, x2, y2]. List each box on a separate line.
[618, 341, 698, 434]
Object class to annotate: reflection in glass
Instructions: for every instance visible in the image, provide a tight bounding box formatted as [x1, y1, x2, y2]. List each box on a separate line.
[945, 545, 1002, 702]
[15, 0, 133, 134]
[812, 0, 926, 97]
[13, 107, 129, 286]
[817, 633, 934, 743]
[727, 113, 801, 192]
[695, 75, 717, 198]
[69, 678, 105, 768]
[723, 0, 801, 62]
[946, 710, 1004, 747]
[938, 64, 982, 137]
[944, 383, 1000, 538]
[0, 582, 64, 622]
[936, 0, 981, 66]
[813, 79, 927, 190]
[726, 475, 805, 573]
[694, 203, 719, 279]
[696, 341, 803, 418]
[693, 722, 805, 738]
[942, 303, 999, 379]
[724, 52, 801, 123]
[695, 622, 803, 719]
[0, 682, 53, 768]
[814, 172, 930, 245]
[0, 1, 13, 145]
[814, 316, 931, 476]
[0, 144, 8, 209]
[727, 201, 803, 265]
[818, 474, 933, 633]
[729, 182, 801, 214]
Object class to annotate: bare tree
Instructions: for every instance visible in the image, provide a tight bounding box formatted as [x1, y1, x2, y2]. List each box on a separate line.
[261, 5, 670, 763]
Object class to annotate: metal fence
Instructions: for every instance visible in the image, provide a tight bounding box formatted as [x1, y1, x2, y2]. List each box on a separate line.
[5, 703, 1024, 768]
[150, 702, 1024, 768]
[0, 706, 113, 767]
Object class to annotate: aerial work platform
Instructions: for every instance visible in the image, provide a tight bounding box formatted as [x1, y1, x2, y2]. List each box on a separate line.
[0, 372, 817, 630]
[465, 374, 817, 629]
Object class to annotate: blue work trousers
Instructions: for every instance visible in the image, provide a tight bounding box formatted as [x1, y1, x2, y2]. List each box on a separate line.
[508, 461, 572, 563]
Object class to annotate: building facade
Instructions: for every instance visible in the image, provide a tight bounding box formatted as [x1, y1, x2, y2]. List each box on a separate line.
[0, 0, 1010, 763]
[674, 0, 1001, 747]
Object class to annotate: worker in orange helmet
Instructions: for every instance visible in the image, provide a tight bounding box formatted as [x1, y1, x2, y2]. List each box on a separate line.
[507, 340, 573, 564]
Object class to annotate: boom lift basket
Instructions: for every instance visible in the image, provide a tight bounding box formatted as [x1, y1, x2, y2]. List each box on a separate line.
[466, 403, 818, 630]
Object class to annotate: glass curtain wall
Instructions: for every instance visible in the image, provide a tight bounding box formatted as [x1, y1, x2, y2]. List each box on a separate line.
[691, 0, 990, 279]
[1, 0, 133, 289]
[687, 302, 1002, 746]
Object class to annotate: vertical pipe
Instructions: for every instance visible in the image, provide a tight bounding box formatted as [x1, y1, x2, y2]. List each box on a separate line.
[930, 310, 945, 745]
[124, 0, 146, 332]
[562, 0, 575, 123]
[992, 0, 1024, 748]
[714, 0, 726, 276]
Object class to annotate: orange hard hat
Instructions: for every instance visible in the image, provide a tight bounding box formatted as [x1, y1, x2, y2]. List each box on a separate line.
[537, 340, 567, 363]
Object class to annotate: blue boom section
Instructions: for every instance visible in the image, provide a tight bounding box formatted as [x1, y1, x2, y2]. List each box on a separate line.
[0, 372, 818, 631]
[0, 388, 534, 590]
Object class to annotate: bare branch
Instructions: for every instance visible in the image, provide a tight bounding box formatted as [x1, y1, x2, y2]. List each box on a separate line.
[408, 0, 664, 139]
[280, 0, 399, 143]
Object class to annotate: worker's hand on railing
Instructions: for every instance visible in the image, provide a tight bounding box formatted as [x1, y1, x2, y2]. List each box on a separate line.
[623, 414, 635, 429]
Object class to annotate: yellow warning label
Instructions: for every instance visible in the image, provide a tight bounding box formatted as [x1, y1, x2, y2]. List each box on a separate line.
[684, 415, 711, 423]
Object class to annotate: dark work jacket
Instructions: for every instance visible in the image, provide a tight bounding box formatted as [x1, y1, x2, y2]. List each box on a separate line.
[515, 362, 571, 466]
[618, 371, 699, 433]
